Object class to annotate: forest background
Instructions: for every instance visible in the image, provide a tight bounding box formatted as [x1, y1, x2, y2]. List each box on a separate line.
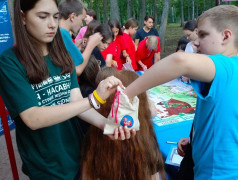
[6, 0, 238, 56]
[78, 0, 238, 54]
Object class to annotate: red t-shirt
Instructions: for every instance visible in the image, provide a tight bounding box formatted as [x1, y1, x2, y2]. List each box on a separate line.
[120, 33, 137, 70]
[135, 36, 160, 71]
[113, 35, 128, 70]
[101, 42, 115, 61]
[101, 35, 127, 70]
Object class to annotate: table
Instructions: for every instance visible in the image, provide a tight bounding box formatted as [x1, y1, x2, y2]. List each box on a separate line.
[147, 78, 196, 160]
[146, 78, 196, 179]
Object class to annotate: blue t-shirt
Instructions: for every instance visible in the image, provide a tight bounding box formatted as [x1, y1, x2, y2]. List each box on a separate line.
[60, 28, 83, 66]
[135, 27, 159, 42]
[191, 54, 238, 180]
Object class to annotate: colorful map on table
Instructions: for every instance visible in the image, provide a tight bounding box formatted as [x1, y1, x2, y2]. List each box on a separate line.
[147, 78, 197, 126]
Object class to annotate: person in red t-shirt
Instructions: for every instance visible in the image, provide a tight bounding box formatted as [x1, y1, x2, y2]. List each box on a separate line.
[135, 36, 161, 71]
[121, 18, 138, 70]
[101, 41, 118, 68]
[102, 19, 129, 70]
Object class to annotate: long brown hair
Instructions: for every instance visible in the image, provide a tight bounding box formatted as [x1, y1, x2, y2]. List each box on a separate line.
[14, 0, 74, 84]
[81, 69, 166, 180]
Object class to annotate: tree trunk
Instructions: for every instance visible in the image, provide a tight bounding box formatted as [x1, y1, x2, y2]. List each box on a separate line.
[96, 1, 100, 22]
[127, 0, 132, 19]
[139, 0, 146, 28]
[153, 0, 158, 29]
[89, 0, 93, 8]
[159, 0, 170, 52]
[171, 6, 174, 23]
[203, 0, 206, 11]
[110, 0, 120, 21]
[180, 0, 184, 27]
[192, 0, 195, 20]
[187, 3, 190, 21]
[196, 0, 199, 19]
[103, 0, 108, 23]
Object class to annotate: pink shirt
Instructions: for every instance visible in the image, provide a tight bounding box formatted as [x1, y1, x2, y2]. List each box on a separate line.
[75, 26, 88, 41]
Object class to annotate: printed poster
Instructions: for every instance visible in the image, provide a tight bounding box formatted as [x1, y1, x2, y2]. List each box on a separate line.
[0, 0, 14, 54]
[0, 0, 14, 135]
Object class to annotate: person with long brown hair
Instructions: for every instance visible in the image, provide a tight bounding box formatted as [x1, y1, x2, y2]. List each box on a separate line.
[81, 68, 166, 180]
[0, 0, 133, 179]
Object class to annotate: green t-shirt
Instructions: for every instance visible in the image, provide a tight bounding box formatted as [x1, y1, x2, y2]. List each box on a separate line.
[0, 48, 83, 179]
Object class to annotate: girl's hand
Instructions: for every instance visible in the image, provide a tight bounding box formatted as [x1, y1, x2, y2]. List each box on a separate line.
[107, 126, 136, 140]
[142, 64, 147, 71]
[87, 33, 103, 48]
[112, 60, 118, 68]
[126, 56, 132, 64]
[96, 76, 122, 100]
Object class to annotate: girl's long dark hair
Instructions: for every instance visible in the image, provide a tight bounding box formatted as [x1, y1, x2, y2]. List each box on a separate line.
[94, 24, 114, 43]
[108, 19, 123, 35]
[81, 69, 166, 180]
[14, 0, 74, 84]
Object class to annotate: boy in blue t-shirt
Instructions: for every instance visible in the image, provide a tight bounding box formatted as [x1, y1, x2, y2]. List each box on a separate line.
[58, 0, 102, 76]
[125, 5, 238, 180]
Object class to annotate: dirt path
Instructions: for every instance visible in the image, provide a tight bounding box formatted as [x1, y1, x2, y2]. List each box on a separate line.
[0, 129, 29, 180]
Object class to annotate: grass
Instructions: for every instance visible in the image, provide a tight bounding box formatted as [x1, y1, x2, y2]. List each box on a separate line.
[160, 23, 184, 58]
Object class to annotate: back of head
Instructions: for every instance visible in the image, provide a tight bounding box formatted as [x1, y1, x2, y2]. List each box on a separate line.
[183, 20, 197, 31]
[124, 18, 138, 29]
[108, 19, 123, 35]
[94, 24, 114, 43]
[146, 36, 158, 51]
[176, 36, 189, 52]
[197, 5, 238, 48]
[87, 9, 97, 20]
[82, 69, 165, 180]
[83, 20, 101, 39]
[78, 55, 100, 88]
[58, 0, 85, 20]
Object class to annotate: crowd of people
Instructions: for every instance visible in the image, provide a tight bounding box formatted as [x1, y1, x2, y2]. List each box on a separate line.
[0, 0, 238, 179]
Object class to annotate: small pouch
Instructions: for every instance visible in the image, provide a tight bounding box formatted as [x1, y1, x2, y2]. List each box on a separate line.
[103, 86, 140, 134]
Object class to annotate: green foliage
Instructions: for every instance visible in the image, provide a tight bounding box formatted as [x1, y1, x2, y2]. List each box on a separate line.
[72, 0, 237, 25]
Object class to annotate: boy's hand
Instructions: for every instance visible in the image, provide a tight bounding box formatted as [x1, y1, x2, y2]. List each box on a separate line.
[87, 33, 103, 48]
[75, 39, 83, 51]
[107, 126, 136, 140]
[96, 76, 123, 100]
[177, 138, 189, 157]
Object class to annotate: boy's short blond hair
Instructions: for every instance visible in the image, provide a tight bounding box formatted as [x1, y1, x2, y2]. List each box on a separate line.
[197, 5, 238, 47]
[146, 36, 158, 51]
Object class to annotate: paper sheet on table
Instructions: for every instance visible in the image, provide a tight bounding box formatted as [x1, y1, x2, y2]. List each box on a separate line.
[165, 146, 183, 166]
[122, 62, 134, 71]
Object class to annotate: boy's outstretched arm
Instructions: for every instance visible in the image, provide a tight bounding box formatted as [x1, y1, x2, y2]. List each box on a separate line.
[124, 52, 216, 99]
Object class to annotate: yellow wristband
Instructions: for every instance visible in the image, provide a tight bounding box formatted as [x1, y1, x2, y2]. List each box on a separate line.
[93, 90, 106, 104]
